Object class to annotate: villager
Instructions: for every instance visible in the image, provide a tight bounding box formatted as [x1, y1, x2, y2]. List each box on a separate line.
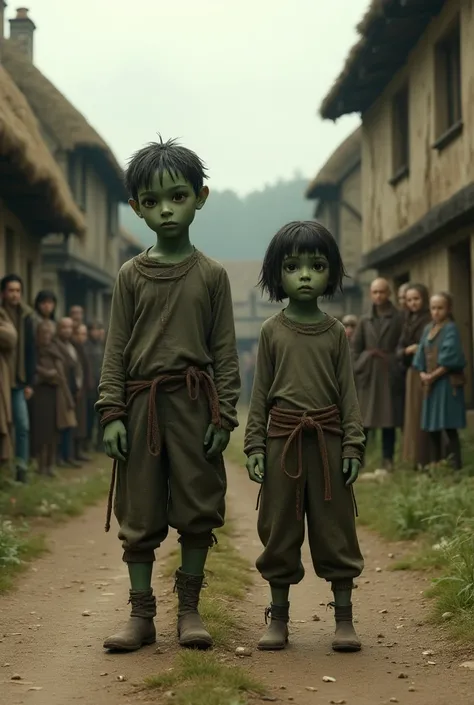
[0, 308, 18, 463]
[245, 220, 364, 654]
[72, 323, 92, 461]
[1, 274, 35, 483]
[397, 284, 431, 469]
[30, 321, 59, 477]
[69, 305, 84, 327]
[32, 290, 57, 334]
[351, 278, 404, 470]
[397, 282, 410, 312]
[413, 292, 466, 470]
[54, 317, 80, 467]
[96, 138, 240, 653]
[342, 314, 358, 341]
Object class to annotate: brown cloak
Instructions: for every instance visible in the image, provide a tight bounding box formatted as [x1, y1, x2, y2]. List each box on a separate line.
[352, 302, 404, 429]
[0, 309, 17, 460]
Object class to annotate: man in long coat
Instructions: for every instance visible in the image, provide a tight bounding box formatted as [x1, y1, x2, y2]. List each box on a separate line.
[352, 278, 404, 470]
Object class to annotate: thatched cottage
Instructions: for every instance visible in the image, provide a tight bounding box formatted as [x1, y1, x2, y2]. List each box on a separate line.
[0, 2, 84, 302]
[2, 7, 127, 319]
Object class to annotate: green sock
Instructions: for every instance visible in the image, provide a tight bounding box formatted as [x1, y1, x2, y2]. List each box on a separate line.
[181, 547, 209, 576]
[332, 588, 352, 607]
[128, 562, 153, 591]
[271, 585, 290, 606]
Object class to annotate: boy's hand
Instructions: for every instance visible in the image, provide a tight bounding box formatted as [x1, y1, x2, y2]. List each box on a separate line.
[103, 420, 128, 462]
[204, 424, 230, 458]
[246, 454, 265, 484]
[343, 458, 360, 486]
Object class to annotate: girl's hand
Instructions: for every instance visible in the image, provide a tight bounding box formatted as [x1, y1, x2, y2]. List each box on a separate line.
[420, 372, 431, 385]
[343, 458, 360, 486]
[246, 453, 265, 484]
[405, 344, 418, 355]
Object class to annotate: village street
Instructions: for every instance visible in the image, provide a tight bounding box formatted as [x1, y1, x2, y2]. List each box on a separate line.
[1, 459, 474, 705]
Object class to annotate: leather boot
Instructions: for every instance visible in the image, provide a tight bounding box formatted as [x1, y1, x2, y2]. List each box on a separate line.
[103, 588, 156, 651]
[174, 568, 212, 649]
[331, 603, 361, 652]
[258, 603, 289, 650]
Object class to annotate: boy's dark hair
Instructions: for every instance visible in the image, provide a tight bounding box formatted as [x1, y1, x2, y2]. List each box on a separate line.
[258, 220, 347, 302]
[1, 273, 23, 292]
[124, 136, 208, 200]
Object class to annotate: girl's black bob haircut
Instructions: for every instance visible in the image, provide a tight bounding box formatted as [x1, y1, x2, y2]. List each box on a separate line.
[258, 220, 347, 302]
[124, 136, 208, 200]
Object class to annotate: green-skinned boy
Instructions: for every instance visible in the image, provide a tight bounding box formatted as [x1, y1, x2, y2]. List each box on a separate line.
[96, 138, 240, 652]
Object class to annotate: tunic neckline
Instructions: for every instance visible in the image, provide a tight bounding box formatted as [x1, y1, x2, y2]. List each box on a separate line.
[277, 310, 338, 336]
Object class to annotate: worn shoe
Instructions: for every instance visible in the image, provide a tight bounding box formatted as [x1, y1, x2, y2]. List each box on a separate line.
[331, 604, 361, 652]
[258, 603, 289, 650]
[103, 589, 156, 652]
[175, 569, 213, 649]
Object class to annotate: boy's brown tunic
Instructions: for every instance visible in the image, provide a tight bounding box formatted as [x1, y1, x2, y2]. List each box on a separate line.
[244, 312, 364, 586]
[96, 249, 240, 562]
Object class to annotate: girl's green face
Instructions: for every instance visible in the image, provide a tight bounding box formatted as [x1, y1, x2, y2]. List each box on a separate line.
[281, 250, 330, 302]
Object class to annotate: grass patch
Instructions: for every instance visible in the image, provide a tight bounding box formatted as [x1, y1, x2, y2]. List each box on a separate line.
[0, 456, 111, 591]
[0, 520, 48, 592]
[145, 651, 265, 705]
[0, 462, 111, 520]
[354, 431, 474, 641]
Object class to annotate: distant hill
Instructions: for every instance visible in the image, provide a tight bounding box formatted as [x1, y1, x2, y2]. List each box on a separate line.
[119, 174, 313, 260]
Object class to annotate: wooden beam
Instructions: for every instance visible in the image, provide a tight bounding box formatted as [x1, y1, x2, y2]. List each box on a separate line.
[361, 182, 474, 270]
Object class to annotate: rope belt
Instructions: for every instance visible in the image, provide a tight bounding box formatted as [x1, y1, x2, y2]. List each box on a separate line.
[101, 367, 221, 532]
[267, 405, 343, 520]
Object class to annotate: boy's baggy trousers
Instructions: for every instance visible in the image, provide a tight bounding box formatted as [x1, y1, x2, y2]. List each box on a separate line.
[111, 368, 227, 562]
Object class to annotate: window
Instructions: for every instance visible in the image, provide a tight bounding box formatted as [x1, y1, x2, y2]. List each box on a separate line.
[107, 197, 118, 237]
[391, 84, 409, 181]
[435, 18, 462, 144]
[4, 227, 15, 275]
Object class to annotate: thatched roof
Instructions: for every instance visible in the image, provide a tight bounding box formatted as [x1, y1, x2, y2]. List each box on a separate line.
[320, 0, 447, 120]
[2, 39, 126, 200]
[306, 127, 361, 200]
[0, 64, 85, 235]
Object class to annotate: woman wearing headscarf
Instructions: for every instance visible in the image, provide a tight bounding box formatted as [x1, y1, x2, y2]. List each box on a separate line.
[397, 283, 431, 468]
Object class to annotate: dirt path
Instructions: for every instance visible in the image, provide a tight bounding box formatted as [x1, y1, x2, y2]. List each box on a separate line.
[1, 462, 474, 705]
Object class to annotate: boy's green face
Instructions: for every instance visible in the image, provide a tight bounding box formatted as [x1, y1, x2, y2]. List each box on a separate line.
[129, 170, 208, 237]
[281, 251, 330, 301]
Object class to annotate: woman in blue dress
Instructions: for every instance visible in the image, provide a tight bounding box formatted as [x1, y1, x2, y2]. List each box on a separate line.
[413, 292, 466, 470]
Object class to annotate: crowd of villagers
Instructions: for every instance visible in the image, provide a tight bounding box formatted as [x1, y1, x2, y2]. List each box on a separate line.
[0, 274, 105, 483]
[341, 280, 467, 472]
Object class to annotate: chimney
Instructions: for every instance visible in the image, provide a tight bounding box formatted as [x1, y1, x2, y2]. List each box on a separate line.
[9, 7, 35, 62]
[0, 2, 6, 45]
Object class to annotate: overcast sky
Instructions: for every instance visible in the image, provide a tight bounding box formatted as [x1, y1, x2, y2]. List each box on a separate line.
[13, 0, 367, 195]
